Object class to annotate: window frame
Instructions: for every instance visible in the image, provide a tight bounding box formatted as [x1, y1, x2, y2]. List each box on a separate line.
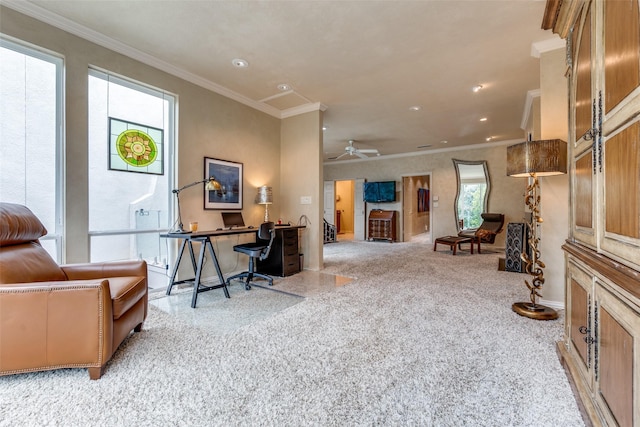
[0, 36, 65, 262]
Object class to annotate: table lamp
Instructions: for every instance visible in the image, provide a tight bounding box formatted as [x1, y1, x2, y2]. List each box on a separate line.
[256, 185, 273, 222]
[507, 138, 567, 320]
[172, 177, 221, 233]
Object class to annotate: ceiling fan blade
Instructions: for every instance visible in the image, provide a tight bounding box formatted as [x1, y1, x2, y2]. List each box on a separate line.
[354, 151, 368, 159]
[332, 152, 349, 160]
[357, 149, 379, 154]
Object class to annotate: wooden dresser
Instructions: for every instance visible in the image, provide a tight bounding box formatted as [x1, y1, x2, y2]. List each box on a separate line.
[367, 210, 397, 242]
[257, 226, 302, 277]
[543, 1, 640, 426]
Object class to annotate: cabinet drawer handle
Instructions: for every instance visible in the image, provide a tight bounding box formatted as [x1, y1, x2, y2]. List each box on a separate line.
[584, 336, 595, 345]
[578, 326, 589, 334]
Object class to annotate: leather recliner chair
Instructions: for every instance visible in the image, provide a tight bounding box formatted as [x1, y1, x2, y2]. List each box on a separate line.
[0, 202, 148, 379]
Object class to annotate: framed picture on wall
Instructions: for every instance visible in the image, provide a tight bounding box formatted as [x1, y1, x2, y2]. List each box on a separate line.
[204, 157, 243, 210]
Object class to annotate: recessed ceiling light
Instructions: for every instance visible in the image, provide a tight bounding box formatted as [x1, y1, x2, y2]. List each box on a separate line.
[486, 136, 493, 141]
[472, 85, 483, 92]
[440, 140, 448, 144]
[277, 83, 291, 91]
[417, 144, 432, 149]
[409, 106, 422, 111]
[232, 58, 249, 68]
[480, 117, 488, 122]
[322, 126, 328, 131]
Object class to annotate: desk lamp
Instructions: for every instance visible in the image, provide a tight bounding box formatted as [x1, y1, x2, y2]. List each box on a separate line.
[256, 185, 273, 222]
[507, 138, 567, 320]
[172, 177, 221, 233]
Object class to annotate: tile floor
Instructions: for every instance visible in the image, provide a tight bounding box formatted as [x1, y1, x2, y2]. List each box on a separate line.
[149, 270, 353, 334]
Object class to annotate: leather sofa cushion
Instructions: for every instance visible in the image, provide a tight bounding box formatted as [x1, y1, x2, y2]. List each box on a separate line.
[0, 243, 67, 284]
[0, 203, 48, 246]
[108, 276, 147, 320]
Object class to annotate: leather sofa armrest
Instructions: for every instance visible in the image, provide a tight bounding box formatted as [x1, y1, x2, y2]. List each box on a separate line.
[0, 280, 113, 376]
[61, 260, 147, 281]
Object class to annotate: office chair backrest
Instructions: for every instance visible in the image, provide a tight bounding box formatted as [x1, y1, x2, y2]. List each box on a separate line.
[258, 221, 275, 261]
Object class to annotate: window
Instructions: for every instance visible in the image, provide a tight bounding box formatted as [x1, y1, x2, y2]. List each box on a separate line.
[88, 69, 175, 269]
[0, 38, 63, 261]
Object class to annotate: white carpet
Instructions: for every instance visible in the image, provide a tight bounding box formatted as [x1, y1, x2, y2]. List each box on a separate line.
[0, 240, 584, 426]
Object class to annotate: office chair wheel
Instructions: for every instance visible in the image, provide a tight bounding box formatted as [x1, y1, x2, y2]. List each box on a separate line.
[245, 283, 252, 290]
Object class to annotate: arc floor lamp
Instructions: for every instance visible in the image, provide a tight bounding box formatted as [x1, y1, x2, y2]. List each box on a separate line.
[507, 138, 567, 320]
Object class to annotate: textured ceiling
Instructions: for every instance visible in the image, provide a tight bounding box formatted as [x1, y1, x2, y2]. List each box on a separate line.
[6, 0, 562, 161]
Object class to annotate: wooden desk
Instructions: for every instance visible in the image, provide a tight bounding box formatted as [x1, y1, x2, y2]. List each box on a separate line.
[161, 228, 257, 308]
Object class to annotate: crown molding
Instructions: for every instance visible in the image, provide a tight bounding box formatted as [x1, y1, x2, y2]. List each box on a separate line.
[531, 37, 566, 58]
[521, 89, 541, 130]
[281, 102, 328, 119]
[1, 0, 290, 119]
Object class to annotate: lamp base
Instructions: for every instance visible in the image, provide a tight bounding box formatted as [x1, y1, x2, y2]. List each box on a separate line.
[512, 302, 558, 320]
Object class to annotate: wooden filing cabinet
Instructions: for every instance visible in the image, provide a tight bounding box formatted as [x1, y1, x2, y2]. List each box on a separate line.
[257, 226, 301, 277]
[367, 210, 397, 242]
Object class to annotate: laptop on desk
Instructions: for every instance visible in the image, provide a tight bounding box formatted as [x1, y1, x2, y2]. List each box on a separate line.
[221, 212, 247, 229]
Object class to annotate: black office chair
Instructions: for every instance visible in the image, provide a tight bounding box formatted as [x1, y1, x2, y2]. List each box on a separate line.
[226, 221, 275, 290]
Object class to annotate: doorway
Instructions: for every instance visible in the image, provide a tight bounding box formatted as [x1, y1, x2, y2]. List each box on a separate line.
[324, 179, 366, 241]
[335, 180, 355, 240]
[402, 174, 432, 243]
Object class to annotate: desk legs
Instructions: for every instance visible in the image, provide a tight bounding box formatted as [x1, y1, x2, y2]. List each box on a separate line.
[166, 239, 196, 296]
[190, 237, 229, 308]
[166, 237, 230, 308]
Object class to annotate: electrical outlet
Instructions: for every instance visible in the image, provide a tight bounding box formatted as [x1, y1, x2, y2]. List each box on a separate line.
[300, 196, 312, 204]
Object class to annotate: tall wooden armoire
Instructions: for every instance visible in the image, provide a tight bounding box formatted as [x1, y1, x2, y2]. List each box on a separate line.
[543, 1, 640, 426]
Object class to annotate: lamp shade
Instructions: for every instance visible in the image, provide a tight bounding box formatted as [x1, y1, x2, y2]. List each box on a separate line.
[506, 139, 568, 177]
[205, 177, 222, 191]
[255, 186, 273, 205]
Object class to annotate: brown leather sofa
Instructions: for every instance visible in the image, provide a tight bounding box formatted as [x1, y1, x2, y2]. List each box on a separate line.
[0, 202, 148, 379]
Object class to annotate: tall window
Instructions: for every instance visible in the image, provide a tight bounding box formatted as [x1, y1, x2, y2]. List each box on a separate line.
[88, 69, 175, 267]
[0, 38, 63, 261]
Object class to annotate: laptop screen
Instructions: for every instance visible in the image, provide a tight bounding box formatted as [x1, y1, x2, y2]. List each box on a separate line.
[221, 212, 245, 228]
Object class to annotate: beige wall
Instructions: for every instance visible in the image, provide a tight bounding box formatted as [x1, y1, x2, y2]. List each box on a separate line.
[538, 48, 569, 305]
[324, 142, 526, 249]
[280, 111, 323, 271]
[1, 7, 290, 278]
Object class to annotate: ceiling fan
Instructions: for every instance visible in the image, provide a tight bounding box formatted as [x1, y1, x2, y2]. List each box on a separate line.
[330, 140, 380, 160]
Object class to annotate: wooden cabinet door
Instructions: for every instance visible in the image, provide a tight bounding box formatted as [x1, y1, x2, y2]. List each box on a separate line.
[599, 120, 640, 269]
[567, 259, 595, 388]
[572, 147, 597, 248]
[597, 0, 640, 269]
[603, 0, 639, 116]
[595, 282, 640, 427]
[570, 3, 599, 248]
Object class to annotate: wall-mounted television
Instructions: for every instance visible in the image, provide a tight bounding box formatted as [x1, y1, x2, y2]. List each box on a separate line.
[363, 181, 396, 203]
